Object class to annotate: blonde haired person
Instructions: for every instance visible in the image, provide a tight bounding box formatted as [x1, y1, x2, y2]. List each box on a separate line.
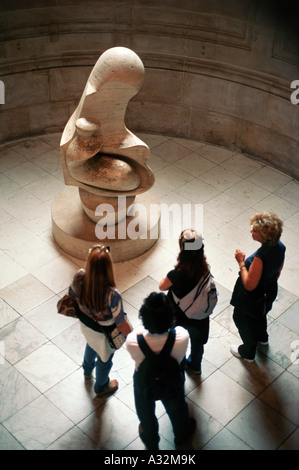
[69, 245, 132, 397]
[230, 212, 285, 362]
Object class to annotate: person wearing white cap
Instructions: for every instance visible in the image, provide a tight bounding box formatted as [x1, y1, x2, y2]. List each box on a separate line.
[159, 229, 217, 374]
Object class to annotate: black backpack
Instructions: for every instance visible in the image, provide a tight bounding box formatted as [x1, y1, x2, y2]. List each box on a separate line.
[136, 328, 184, 400]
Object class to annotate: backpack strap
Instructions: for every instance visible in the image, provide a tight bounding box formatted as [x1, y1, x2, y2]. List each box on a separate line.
[183, 271, 211, 313]
[160, 328, 176, 357]
[137, 328, 176, 359]
[137, 334, 156, 359]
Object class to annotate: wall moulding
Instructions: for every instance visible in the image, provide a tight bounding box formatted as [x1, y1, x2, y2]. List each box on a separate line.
[0, 0, 298, 179]
[0, 51, 292, 102]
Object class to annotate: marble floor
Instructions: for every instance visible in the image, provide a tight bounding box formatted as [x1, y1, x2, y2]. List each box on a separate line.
[0, 132, 298, 451]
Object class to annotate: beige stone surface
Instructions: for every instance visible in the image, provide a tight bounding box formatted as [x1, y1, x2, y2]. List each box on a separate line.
[52, 47, 159, 260]
[51, 186, 160, 262]
[60, 47, 155, 198]
[0, 1, 298, 178]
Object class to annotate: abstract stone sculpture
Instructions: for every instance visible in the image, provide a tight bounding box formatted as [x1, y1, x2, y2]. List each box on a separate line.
[52, 47, 160, 262]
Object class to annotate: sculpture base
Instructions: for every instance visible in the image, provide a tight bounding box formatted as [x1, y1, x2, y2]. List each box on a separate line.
[51, 186, 160, 262]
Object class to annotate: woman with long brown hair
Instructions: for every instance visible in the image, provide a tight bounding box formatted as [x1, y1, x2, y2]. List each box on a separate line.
[69, 245, 132, 397]
[159, 229, 217, 374]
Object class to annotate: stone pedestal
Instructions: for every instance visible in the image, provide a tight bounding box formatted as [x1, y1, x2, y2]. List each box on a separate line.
[52, 186, 160, 262]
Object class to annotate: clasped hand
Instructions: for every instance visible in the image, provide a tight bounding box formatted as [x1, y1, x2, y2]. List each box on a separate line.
[235, 249, 245, 265]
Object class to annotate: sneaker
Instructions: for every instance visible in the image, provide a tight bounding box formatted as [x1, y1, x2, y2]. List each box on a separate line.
[96, 379, 118, 398]
[230, 345, 255, 362]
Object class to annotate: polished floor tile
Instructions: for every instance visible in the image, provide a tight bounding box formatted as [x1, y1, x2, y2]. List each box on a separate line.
[0, 252, 28, 289]
[46, 426, 100, 450]
[78, 396, 140, 450]
[202, 428, 251, 450]
[0, 274, 54, 314]
[0, 316, 47, 364]
[15, 342, 78, 393]
[3, 395, 73, 450]
[220, 354, 284, 396]
[220, 153, 263, 178]
[0, 298, 19, 328]
[247, 166, 292, 192]
[226, 398, 296, 450]
[0, 133, 298, 450]
[258, 371, 299, 426]
[0, 365, 40, 422]
[174, 152, 216, 177]
[0, 423, 25, 450]
[188, 369, 255, 426]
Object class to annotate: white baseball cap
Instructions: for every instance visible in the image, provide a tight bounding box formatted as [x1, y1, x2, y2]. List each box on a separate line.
[180, 229, 203, 250]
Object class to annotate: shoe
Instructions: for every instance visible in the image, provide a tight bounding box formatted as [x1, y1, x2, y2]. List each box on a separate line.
[258, 340, 269, 346]
[174, 418, 196, 446]
[185, 360, 202, 374]
[186, 364, 202, 375]
[138, 424, 159, 450]
[96, 379, 118, 398]
[230, 345, 255, 362]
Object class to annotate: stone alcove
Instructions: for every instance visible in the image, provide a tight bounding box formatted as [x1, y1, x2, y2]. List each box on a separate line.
[0, 0, 298, 178]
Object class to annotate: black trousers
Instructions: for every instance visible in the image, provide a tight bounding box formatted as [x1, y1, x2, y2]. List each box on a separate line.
[133, 371, 191, 447]
[233, 307, 268, 360]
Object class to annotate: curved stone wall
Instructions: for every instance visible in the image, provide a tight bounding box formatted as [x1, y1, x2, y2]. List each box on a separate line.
[0, 0, 298, 178]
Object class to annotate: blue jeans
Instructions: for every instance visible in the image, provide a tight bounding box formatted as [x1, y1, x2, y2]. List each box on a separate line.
[82, 343, 114, 393]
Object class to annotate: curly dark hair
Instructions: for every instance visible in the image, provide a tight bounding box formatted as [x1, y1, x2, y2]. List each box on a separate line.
[139, 292, 175, 334]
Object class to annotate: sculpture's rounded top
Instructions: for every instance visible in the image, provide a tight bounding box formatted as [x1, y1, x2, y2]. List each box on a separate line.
[60, 47, 154, 197]
[90, 47, 145, 90]
[75, 118, 100, 136]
